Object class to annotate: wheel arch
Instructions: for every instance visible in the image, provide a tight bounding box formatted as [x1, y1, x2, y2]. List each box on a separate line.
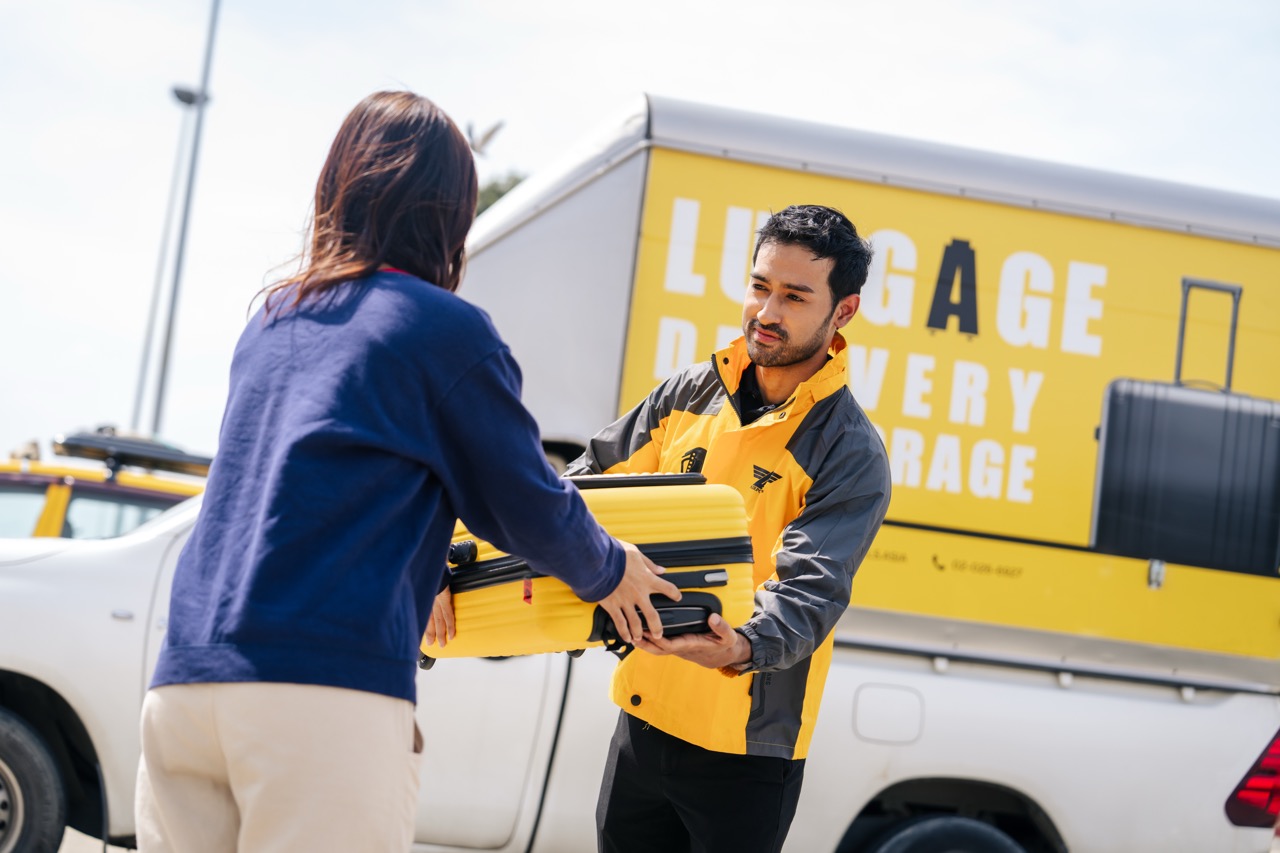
[836, 776, 1067, 853]
[0, 669, 106, 841]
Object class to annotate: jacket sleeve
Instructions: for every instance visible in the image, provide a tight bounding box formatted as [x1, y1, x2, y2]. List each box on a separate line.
[432, 345, 625, 603]
[738, 424, 891, 672]
[564, 380, 672, 476]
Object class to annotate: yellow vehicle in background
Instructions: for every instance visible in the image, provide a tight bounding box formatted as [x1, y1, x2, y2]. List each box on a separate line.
[0, 427, 208, 539]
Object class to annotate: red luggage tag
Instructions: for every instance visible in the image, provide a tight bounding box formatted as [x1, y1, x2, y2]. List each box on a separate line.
[523, 577, 533, 604]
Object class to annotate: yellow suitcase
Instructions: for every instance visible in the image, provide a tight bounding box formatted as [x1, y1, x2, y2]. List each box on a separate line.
[420, 474, 754, 666]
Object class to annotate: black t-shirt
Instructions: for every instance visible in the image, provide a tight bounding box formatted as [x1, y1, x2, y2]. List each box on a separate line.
[736, 365, 780, 426]
[736, 355, 833, 425]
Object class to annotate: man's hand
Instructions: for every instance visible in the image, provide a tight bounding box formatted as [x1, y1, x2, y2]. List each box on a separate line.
[595, 540, 681, 645]
[635, 613, 752, 670]
[425, 587, 455, 648]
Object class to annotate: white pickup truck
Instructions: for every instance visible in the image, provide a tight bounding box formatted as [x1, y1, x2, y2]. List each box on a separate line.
[3, 95, 1278, 852]
[1, 493, 1277, 853]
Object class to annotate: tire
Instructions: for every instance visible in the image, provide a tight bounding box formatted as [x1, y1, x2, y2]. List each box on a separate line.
[0, 708, 65, 853]
[865, 815, 1024, 853]
[544, 451, 570, 476]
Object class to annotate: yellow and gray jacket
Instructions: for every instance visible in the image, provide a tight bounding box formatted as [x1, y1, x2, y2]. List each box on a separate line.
[566, 333, 891, 759]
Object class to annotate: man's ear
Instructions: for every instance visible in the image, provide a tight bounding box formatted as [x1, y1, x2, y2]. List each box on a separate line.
[833, 293, 860, 329]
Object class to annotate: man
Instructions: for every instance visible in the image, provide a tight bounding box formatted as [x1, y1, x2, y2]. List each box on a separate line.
[567, 204, 892, 853]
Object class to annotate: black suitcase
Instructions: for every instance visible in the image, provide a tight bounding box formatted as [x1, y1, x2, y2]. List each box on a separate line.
[1091, 278, 1280, 577]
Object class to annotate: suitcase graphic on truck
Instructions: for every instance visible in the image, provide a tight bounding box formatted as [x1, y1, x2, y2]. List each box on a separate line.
[1091, 277, 1280, 576]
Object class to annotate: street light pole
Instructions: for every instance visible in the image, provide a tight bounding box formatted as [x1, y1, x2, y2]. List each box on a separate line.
[150, 0, 222, 438]
[130, 87, 202, 433]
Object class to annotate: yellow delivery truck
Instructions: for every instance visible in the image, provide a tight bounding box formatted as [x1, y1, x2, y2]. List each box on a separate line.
[457, 95, 1280, 852]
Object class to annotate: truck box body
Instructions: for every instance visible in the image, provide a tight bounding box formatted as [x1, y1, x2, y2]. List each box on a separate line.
[467, 95, 1280, 662]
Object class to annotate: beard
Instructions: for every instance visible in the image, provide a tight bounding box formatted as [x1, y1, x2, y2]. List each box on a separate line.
[744, 314, 834, 367]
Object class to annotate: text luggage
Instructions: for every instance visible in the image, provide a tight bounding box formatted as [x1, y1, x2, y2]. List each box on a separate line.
[421, 473, 755, 663]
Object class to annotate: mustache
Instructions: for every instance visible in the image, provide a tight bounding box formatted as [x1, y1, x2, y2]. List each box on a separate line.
[748, 320, 787, 341]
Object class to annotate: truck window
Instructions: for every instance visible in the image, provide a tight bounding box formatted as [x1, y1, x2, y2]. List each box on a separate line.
[0, 483, 47, 538]
[61, 491, 176, 540]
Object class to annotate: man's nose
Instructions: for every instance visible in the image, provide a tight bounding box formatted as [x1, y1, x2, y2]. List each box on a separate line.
[755, 293, 783, 325]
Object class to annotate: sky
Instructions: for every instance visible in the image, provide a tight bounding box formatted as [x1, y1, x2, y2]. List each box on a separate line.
[1, 0, 1277, 460]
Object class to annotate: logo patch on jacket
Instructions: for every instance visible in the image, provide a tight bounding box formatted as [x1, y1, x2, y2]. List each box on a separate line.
[681, 448, 707, 474]
[751, 465, 781, 492]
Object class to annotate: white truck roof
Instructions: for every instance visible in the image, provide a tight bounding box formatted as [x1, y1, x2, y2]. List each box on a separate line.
[472, 93, 1280, 251]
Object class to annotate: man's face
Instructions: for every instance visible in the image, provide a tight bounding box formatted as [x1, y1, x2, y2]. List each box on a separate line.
[742, 240, 854, 367]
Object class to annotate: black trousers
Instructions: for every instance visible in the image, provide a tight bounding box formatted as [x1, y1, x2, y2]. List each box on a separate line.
[596, 710, 806, 853]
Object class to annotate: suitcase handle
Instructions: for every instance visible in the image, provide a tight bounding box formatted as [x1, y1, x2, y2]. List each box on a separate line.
[588, 592, 726, 658]
[567, 473, 706, 489]
[1174, 277, 1242, 390]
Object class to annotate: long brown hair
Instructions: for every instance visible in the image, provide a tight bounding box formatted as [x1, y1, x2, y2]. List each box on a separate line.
[265, 91, 478, 312]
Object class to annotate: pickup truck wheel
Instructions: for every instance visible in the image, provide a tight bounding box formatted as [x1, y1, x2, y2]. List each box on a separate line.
[865, 815, 1023, 853]
[0, 709, 65, 853]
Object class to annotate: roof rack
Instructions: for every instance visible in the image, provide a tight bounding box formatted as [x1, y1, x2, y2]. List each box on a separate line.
[52, 427, 212, 479]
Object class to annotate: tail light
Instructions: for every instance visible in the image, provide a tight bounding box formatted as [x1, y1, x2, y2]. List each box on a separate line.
[1225, 727, 1280, 828]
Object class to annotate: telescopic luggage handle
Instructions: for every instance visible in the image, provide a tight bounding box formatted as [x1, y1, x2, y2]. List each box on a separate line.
[1174, 277, 1242, 390]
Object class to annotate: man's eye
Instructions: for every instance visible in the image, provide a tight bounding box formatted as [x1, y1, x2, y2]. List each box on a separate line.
[787, 294, 804, 302]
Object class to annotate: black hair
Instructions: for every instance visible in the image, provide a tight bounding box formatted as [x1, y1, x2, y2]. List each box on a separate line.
[265, 91, 478, 313]
[753, 205, 873, 300]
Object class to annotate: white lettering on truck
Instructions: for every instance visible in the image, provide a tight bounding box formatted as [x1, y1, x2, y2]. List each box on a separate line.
[655, 198, 1112, 507]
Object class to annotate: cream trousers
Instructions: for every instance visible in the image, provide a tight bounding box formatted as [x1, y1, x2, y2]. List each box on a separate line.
[136, 682, 422, 852]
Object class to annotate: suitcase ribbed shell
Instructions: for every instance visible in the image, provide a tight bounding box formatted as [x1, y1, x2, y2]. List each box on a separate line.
[424, 480, 755, 659]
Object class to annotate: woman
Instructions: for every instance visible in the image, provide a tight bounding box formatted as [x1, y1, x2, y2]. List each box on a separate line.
[136, 90, 676, 852]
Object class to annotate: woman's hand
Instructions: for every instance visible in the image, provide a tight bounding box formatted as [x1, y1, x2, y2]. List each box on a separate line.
[425, 587, 455, 647]
[595, 540, 681, 644]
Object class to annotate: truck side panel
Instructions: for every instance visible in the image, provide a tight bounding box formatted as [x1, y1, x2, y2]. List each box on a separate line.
[464, 153, 649, 448]
[521, 637, 1279, 852]
[797, 646, 1279, 853]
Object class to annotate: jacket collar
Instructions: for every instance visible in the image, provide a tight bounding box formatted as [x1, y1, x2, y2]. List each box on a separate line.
[714, 332, 849, 417]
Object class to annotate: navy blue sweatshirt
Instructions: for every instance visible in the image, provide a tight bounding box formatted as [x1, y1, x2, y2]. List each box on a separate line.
[151, 271, 624, 703]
